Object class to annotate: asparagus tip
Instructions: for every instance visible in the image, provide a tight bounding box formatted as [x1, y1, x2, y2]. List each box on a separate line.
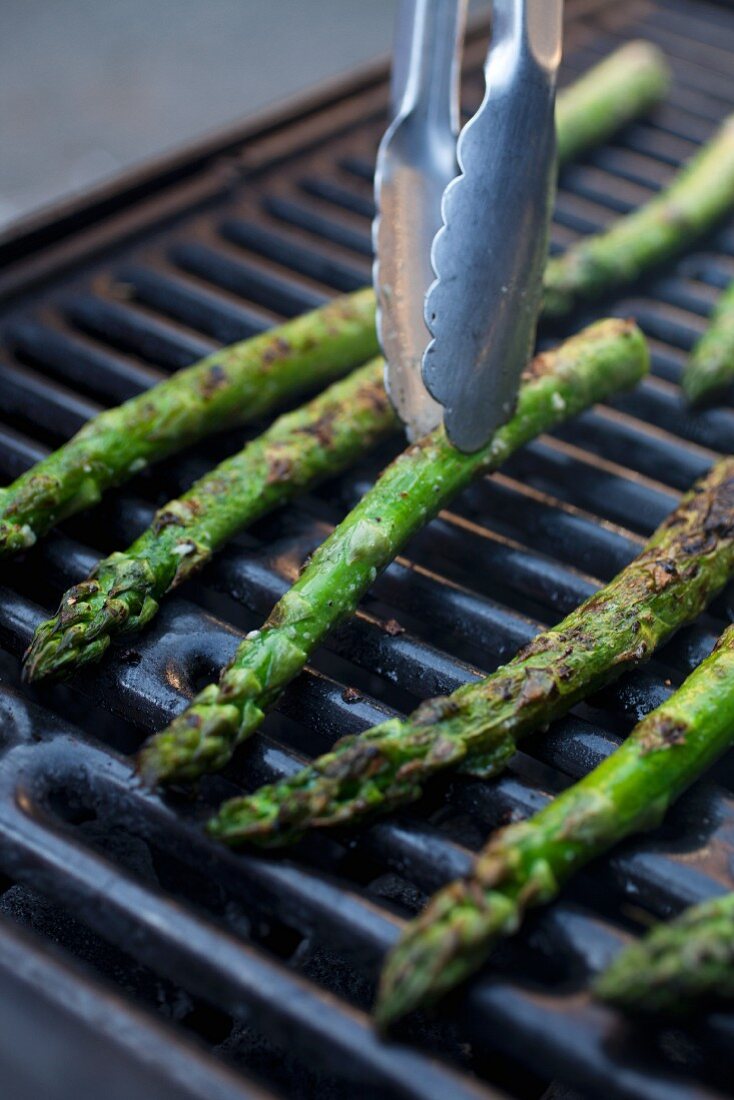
[136, 732, 200, 787]
[593, 892, 734, 1014]
[137, 696, 260, 785]
[135, 743, 168, 788]
[591, 949, 643, 1008]
[23, 621, 63, 683]
[374, 921, 459, 1030]
[591, 939, 684, 1015]
[23, 617, 111, 682]
[23, 556, 163, 682]
[375, 882, 501, 1028]
[374, 947, 434, 1031]
[206, 794, 287, 846]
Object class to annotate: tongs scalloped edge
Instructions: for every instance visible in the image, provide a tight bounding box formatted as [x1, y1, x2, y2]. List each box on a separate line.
[374, 0, 563, 452]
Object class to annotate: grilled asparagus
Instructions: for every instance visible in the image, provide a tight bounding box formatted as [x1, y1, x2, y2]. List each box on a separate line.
[595, 892, 734, 1014]
[0, 290, 378, 556]
[376, 623, 734, 1027]
[138, 319, 648, 785]
[682, 279, 734, 405]
[544, 115, 734, 317]
[24, 361, 396, 681]
[0, 44, 669, 559]
[208, 457, 734, 846]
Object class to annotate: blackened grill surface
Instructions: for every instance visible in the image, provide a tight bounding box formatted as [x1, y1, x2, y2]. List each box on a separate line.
[0, 2, 733, 1098]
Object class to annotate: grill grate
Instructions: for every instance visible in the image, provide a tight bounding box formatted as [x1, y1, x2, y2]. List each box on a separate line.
[0, 2, 733, 1097]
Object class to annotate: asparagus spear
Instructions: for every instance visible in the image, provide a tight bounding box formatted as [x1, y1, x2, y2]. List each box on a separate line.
[0, 289, 379, 556]
[17, 44, 672, 677]
[0, 44, 667, 559]
[24, 360, 396, 681]
[594, 892, 734, 1014]
[208, 457, 734, 846]
[544, 114, 734, 317]
[555, 42, 670, 164]
[138, 318, 648, 785]
[682, 279, 734, 405]
[376, 623, 734, 1027]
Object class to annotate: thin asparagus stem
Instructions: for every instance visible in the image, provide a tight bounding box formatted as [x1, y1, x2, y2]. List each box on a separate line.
[207, 457, 734, 847]
[594, 892, 734, 1014]
[138, 318, 649, 785]
[376, 624, 734, 1027]
[544, 114, 734, 317]
[24, 360, 396, 681]
[682, 279, 734, 405]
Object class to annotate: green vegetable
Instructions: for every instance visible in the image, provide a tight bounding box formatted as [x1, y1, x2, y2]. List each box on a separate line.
[0, 289, 379, 556]
[544, 114, 734, 317]
[19, 40, 673, 675]
[24, 361, 396, 681]
[138, 318, 649, 786]
[207, 458, 734, 847]
[0, 45, 669, 560]
[595, 892, 734, 1014]
[555, 41, 670, 164]
[376, 623, 734, 1028]
[682, 279, 734, 405]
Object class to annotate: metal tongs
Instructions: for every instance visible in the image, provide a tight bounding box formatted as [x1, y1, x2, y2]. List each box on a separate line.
[374, 0, 563, 452]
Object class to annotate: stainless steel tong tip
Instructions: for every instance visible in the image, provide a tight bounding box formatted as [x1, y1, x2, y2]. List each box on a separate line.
[373, 0, 468, 441]
[374, 0, 563, 451]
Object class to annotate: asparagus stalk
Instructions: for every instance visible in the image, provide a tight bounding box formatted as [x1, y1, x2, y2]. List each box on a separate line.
[682, 279, 734, 405]
[17, 43, 672, 678]
[594, 892, 734, 1014]
[24, 360, 396, 681]
[544, 114, 734, 317]
[376, 623, 734, 1028]
[138, 318, 648, 785]
[208, 457, 734, 846]
[0, 44, 667, 559]
[0, 289, 379, 556]
[555, 42, 670, 164]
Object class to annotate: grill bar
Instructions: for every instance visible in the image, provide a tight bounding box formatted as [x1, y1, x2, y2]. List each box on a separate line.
[0, 917, 272, 1100]
[0, 2, 733, 1097]
[0, 703, 726, 1100]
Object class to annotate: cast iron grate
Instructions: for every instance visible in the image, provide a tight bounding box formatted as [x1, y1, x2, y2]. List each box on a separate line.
[0, 1, 733, 1097]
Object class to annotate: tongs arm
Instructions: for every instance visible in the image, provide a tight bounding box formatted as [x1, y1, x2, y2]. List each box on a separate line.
[423, 0, 563, 451]
[374, 0, 563, 451]
[373, 0, 468, 439]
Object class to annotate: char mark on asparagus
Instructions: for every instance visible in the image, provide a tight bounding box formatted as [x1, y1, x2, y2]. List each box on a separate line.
[138, 319, 648, 785]
[208, 457, 734, 847]
[375, 623, 734, 1026]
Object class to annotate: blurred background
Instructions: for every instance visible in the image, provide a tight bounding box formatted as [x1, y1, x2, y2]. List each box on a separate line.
[1, 0, 492, 233]
[0, 0, 401, 230]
